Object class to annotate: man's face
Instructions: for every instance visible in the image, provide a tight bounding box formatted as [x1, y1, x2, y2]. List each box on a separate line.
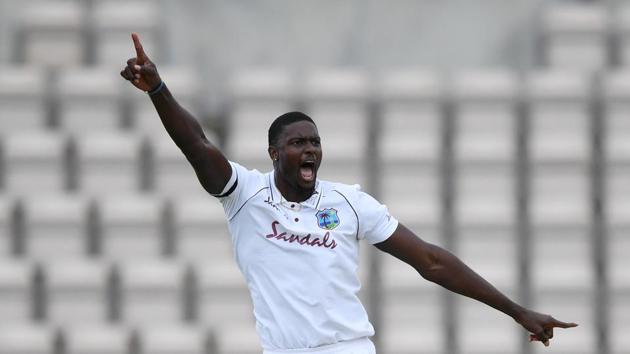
[270, 121, 322, 190]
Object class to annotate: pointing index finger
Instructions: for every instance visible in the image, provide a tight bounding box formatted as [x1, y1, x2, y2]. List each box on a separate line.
[131, 32, 147, 64]
[552, 319, 579, 328]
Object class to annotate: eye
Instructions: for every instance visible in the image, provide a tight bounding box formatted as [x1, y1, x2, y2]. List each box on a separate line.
[311, 139, 321, 147]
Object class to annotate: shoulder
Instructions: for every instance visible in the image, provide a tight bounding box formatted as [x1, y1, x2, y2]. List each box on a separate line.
[218, 162, 272, 218]
[320, 179, 363, 202]
[321, 179, 388, 213]
[223, 161, 271, 196]
[230, 161, 268, 182]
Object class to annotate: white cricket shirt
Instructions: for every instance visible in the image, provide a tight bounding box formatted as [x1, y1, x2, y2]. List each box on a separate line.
[216, 161, 399, 351]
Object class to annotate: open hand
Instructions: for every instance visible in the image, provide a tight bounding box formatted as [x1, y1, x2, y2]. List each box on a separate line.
[515, 309, 578, 347]
[120, 32, 161, 92]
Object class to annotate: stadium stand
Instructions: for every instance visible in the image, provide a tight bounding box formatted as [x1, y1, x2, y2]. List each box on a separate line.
[45, 259, 110, 325]
[172, 196, 231, 262]
[603, 70, 630, 163]
[526, 70, 592, 164]
[151, 129, 220, 197]
[302, 68, 370, 186]
[452, 70, 518, 163]
[23, 195, 88, 259]
[131, 67, 202, 135]
[75, 133, 142, 196]
[377, 68, 444, 354]
[226, 68, 295, 172]
[62, 325, 130, 354]
[542, 2, 609, 69]
[609, 235, 630, 354]
[56, 67, 123, 133]
[118, 259, 186, 325]
[0, 324, 55, 354]
[18, 1, 85, 68]
[98, 195, 164, 260]
[0, 259, 32, 324]
[378, 69, 442, 163]
[0, 197, 10, 256]
[139, 325, 209, 354]
[525, 70, 596, 354]
[0, 66, 47, 133]
[92, 0, 160, 67]
[4, 131, 67, 196]
[215, 327, 262, 354]
[452, 70, 520, 354]
[603, 70, 630, 354]
[616, 1, 630, 66]
[380, 252, 445, 354]
[452, 69, 518, 239]
[376, 68, 444, 354]
[377, 68, 442, 231]
[196, 262, 260, 354]
[526, 70, 595, 354]
[457, 296, 521, 354]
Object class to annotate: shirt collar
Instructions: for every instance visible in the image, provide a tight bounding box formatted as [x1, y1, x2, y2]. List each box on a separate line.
[268, 171, 322, 210]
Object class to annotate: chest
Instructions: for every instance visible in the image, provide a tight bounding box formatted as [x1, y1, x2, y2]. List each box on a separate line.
[230, 193, 360, 267]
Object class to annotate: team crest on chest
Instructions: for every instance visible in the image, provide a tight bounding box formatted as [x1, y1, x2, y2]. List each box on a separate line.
[316, 208, 340, 230]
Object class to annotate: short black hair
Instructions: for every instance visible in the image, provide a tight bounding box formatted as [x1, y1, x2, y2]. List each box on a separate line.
[268, 111, 316, 146]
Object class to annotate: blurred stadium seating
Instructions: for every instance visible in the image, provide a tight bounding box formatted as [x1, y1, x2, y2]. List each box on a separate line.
[0, 0, 625, 353]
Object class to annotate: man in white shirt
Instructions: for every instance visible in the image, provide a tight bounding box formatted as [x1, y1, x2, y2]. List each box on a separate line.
[120, 33, 577, 353]
[215, 114, 399, 351]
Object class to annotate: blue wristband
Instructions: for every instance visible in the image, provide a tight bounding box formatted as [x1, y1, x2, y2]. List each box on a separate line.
[147, 81, 164, 96]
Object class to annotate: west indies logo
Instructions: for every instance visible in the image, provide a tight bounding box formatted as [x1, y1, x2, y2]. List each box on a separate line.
[316, 208, 340, 230]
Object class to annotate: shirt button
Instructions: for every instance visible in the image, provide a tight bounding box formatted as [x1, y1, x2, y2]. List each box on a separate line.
[294, 218, 299, 222]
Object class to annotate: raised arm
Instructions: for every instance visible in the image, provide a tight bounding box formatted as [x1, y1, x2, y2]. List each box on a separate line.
[375, 223, 578, 347]
[119, 33, 231, 195]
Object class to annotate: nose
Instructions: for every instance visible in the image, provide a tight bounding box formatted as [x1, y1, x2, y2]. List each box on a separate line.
[304, 141, 318, 152]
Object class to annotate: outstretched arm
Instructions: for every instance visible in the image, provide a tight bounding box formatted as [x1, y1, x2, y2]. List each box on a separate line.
[119, 33, 231, 195]
[374, 223, 578, 347]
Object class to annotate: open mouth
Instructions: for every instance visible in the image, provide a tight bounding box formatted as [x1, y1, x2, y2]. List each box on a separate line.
[299, 161, 316, 182]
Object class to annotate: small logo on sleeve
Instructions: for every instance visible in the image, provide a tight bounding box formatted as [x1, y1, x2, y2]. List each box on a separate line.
[316, 208, 340, 230]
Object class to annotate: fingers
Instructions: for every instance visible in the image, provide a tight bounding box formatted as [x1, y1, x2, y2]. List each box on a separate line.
[129, 67, 140, 84]
[119, 69, 130, 81]
[528, 326, 558, 347]
[527, 321, 578, 347]
[126, 60, 140, 75]
[552, 318, 579, 329]
[529, 334, 550, 347]
[523, 312, 578, 348]
[120, 68, 139, 83]
[544, 327, 554, 340]
[537, 330, 551, 345]
[126, 55, 151, 75]
[120, 59, 141, 84]
[131, 32, 148, 64]
[527, 323, 552, 347]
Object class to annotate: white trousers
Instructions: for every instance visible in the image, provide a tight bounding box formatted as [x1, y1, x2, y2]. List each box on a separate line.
[263, 337, 376, 354]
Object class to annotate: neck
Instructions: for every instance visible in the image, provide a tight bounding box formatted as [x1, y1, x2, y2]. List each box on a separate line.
[274, 173, 314, 203]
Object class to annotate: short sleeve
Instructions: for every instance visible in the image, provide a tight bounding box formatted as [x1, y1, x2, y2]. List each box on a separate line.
[355, 188, 399, 244]
[216, 161, 265, 220]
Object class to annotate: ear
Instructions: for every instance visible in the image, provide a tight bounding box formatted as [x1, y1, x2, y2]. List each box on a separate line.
[268, 146, 278, 161]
